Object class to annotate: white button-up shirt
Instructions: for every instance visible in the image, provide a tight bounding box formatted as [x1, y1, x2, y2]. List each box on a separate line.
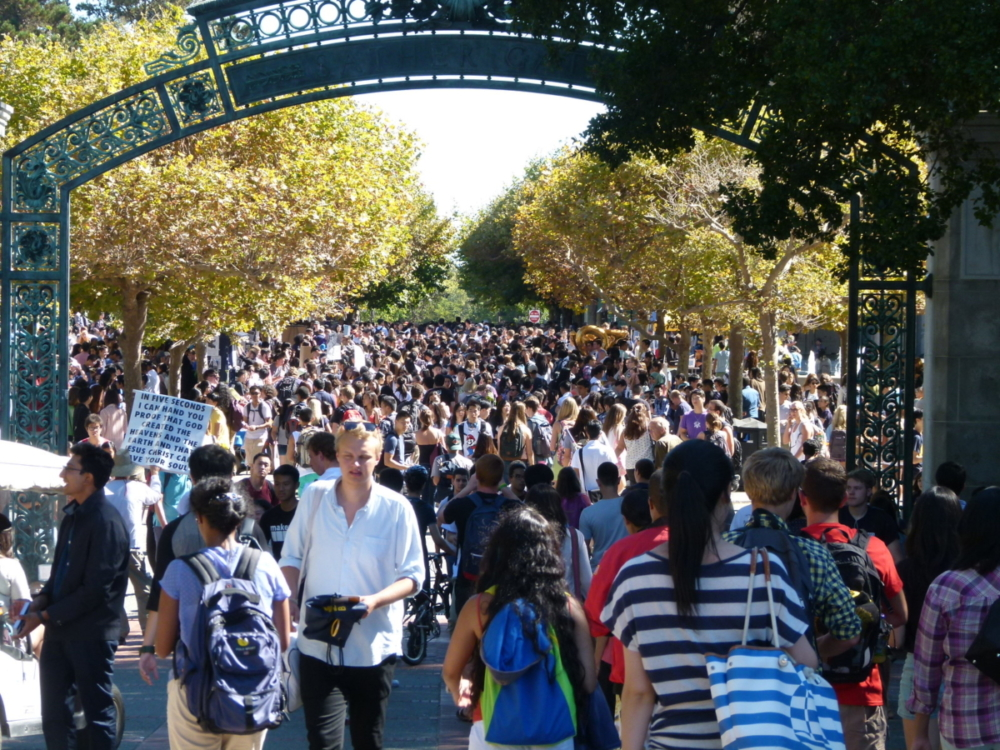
[279, 478, 425, 667]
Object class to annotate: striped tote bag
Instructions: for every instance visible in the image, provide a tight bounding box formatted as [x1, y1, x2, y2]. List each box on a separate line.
[705, 548, 845, 750]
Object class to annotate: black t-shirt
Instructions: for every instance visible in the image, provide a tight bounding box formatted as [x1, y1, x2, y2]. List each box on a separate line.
[260, 504, 297, 560]
[407, 494, 437, 563]
[838, 505, 900, 549]
[443, 492, 521, 551]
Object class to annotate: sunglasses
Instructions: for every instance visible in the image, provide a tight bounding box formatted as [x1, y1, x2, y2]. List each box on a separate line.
[342, 421, 378, 432]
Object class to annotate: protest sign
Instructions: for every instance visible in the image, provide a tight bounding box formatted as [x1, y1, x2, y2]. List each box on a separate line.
[124, 391, 213, 473]
[331, 345, 342, 361]
[353, 345, 365, 371]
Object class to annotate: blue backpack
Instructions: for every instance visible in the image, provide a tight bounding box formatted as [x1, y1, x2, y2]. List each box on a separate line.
[459, 493, 505, 581]
[479, 597, 577, 746]
[176, 547, 284, 734]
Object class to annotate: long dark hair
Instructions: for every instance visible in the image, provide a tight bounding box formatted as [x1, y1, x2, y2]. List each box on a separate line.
[664, 440, 734, 619]
[474, 506, 587, 719]
[526, 484, 569, 538]
[956, 487, 1000, 575]
[555, 466, 582, 498]
[905, 487, 962, 583]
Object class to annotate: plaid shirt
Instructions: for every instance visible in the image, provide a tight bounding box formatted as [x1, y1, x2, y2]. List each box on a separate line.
[724, 508, 862, 641]
[907, 568, 1000, 748]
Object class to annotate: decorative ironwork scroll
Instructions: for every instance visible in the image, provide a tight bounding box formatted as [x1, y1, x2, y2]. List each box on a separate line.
[8, 491, 60, 584]
[846, 196, 920, 516]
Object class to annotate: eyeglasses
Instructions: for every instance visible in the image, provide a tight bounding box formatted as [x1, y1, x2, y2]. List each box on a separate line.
[342, 421, 378, 432]
[62, 466, 83, 473]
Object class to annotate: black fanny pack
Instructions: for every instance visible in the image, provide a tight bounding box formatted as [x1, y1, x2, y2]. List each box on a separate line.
[304, 595, 368, 648]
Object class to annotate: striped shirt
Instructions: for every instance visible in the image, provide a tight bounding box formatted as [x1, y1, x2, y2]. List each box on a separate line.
[907, 568, 1000, 748]
[602, 549, 808, 750]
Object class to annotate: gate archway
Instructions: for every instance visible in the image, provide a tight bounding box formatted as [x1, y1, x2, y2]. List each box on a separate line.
[0, 0, 921, 574]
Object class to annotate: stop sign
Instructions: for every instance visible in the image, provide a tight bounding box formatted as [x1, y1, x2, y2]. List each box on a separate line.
[528, 309, 541, 324]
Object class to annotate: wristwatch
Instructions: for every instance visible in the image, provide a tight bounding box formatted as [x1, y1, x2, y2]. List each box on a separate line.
[138, 645, 156, 655]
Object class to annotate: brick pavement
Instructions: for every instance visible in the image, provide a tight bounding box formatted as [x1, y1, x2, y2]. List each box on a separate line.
[3, 579, 909, 750]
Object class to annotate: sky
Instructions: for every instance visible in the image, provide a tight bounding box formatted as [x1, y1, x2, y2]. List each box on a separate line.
[357, 89, 605, 217]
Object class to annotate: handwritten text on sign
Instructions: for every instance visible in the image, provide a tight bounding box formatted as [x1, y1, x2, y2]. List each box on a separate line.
[124, 391, 213, 473]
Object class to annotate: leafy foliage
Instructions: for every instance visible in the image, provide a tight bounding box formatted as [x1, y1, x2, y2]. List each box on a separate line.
[0, 0, 91, 44]
[457, 165, 546, 311]
[511, 0, 1000, 274]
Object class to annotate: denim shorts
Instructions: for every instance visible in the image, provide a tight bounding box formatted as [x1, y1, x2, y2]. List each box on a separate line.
[898, 651, 940, 720]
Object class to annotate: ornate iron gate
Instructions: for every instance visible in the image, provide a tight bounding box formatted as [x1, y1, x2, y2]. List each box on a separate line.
[1, 0, 922, 574]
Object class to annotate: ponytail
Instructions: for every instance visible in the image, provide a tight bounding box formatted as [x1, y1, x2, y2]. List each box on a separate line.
[664, 440, 734, 619]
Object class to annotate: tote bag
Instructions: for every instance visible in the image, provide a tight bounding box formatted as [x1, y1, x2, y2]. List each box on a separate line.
[705, 548, 845, 750]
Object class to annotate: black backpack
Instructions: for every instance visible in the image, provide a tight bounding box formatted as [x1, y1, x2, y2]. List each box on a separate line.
[729, 524, 815, 631]
[966, 584, 1000, 684]
[529, 417, 553, 460]
[499, 426, 526, 462]
[459, 492, 506, 581]
[810, 528, 886, 683]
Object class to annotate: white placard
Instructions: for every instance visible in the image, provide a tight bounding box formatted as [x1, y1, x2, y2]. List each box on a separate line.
[353, 345, 365, 371]
[331, 345, 342, 361]
[124, 391, 213, 473]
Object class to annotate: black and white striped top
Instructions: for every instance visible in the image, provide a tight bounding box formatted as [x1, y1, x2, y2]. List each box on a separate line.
[602, 549, 808, 749]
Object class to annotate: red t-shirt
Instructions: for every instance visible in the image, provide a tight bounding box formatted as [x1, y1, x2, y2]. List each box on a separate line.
[584, 522, 670, 683]
[800, 522, 904, 706]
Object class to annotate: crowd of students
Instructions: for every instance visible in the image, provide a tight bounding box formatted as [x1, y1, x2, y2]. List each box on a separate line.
[45, 314, 1000, 750]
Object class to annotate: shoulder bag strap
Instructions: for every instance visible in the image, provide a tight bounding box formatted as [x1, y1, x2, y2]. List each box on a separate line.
[233, 546, 261, 581]
[760, 548, 780, 648]
[183, 551, 221, 587]
[740, 549, 759, 646]
[570, 528, 582, 600]
[297, 485, 329, 604]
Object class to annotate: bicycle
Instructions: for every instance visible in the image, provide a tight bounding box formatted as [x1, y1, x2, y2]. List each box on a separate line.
[402, 552, 452, 666]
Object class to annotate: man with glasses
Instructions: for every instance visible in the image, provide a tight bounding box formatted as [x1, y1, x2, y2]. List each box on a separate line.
[18, 443, 128, 750]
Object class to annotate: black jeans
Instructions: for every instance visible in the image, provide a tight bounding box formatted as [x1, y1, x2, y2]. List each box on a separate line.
[40, 638, 118, 750]
[301, 653, 396, 750]
[454, 576, 477, 620]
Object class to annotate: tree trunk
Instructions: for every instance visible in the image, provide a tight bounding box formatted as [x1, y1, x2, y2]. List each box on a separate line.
[118, 284, 150, 413]
[701, 321, 716, 378]
[729, 323, 745, 420]
[195, 341, 208, 380]
[760, 309, 781, 446]
[838, 327, 849, 382]
[168, 339, 195, 397]
[678, 325, 691, 378]
[655, 312, 667, 365]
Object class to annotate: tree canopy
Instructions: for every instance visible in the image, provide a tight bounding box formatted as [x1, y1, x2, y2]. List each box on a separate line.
[0, 0, 90, 43]
[1, 13, 440, 399]
[512, 0, 1000, 275]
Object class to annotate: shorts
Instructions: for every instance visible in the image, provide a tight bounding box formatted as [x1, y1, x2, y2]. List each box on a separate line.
[897, 652, 940, 721]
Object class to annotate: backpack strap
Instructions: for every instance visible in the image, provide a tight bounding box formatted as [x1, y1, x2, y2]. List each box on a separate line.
[183, 551, 222, 587]
[233, 546, 261, 581]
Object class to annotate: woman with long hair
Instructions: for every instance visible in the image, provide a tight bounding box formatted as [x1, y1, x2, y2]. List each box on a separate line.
[415, 407, 446, 468]
[909, 487, 1000, 750]
[526, 484, 592, 600]
[897, 487, 962, 750]
[603, 403, 628, 472]
[443, 505, 597, 750]
[433, 401, 451, 432]
[498, 402, 534, 469]
[706, 399, 735, 455]
[555, 466, 592, 530]
[828, 404, 848, 465]
[99, 387, 129, 450]
[155, 478, 290, 748]
[551, 399, 579, 468]
[603, 440, 816, 750]
[618, 403, 654, 485]
[785, 401, 816, 460]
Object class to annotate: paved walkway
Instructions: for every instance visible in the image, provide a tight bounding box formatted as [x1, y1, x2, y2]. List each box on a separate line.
[5, 541, 910, 750]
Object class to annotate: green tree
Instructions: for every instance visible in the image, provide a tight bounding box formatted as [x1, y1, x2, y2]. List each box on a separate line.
[3, 16, 429, 401]
[512, 0, 1000, 274]
[457, 166, 546, 311]
[351, 191, 454, 315]
[513, 140, 847, 442]
[0, 0, 91, 43]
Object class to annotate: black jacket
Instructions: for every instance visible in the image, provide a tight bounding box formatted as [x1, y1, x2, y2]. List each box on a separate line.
[40, 490, 129, 641]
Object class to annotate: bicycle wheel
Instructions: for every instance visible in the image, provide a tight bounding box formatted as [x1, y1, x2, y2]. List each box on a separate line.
[402, 618, 428, 665]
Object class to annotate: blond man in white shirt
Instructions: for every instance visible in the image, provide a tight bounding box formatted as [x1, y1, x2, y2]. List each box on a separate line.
[280, 424, 424, 750]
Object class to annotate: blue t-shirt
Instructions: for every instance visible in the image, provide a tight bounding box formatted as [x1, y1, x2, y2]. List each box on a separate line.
[161, 545, 290, 676]
[579, 497, 628, 571]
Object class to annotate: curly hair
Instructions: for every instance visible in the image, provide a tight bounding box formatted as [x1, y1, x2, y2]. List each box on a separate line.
[473, 506, 588, 722]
